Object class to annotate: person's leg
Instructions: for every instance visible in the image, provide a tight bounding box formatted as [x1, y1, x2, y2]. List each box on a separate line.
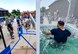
[17, 20, 20, 26]
[11, 25, 14, 39]
[10, 31, 14, 39]
[9, 24, 14, 39]
[27, 24, 30, 29]
[7, 24, 10, 32]
[0, 32, 1, 39]
[27, 20, 31, 29]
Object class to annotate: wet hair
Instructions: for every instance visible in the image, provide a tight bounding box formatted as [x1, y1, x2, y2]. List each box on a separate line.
[58, 21, 64, 26]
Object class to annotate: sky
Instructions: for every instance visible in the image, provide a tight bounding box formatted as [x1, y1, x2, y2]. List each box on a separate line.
[41, 0, 56, 9]
[0, 0, 36, 12]
[0, 0, 55, 12]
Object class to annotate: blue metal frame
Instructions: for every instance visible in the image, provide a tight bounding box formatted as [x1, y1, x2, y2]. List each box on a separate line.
[18, 25, 36, 51]
[0, 25, 36, 54]
[0, 45, 11, 54]
[7, 38, 20, 54]
[21, 35, 36, 51]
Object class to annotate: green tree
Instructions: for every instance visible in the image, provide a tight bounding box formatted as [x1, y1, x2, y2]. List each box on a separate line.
[11, 9, 20, 16]
[16, 9, 20, 16]
[11, 9, 17, 15]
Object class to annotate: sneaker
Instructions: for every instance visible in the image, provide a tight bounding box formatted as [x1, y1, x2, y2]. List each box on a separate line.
[11, 35, 14, 39]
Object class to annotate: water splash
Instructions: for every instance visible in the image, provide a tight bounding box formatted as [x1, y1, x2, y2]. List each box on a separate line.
[40, 25, 78, 54]
[43, 15, 49, 25]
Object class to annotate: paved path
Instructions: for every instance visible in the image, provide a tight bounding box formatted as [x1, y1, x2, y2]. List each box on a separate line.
[0, 19, 36, 54]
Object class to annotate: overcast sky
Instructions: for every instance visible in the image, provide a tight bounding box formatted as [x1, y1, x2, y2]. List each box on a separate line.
[0, 0, 36, 12]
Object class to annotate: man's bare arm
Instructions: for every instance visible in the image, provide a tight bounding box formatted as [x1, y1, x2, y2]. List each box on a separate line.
[42, 31, 51, 35]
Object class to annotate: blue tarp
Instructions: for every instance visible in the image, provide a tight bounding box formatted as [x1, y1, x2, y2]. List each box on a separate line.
[0, 17, 5, 22]
[0, 45, 11, 54]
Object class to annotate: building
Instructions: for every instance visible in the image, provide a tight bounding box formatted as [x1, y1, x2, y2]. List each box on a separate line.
[48, 0, 69, 18]
[70, 0, 78, 18]
[0, 8, 9, 17]
[46, 0, 78, 27]
[48, 0, 78, 19]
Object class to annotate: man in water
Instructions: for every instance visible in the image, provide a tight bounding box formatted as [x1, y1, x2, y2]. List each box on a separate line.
[43, 21, 71, 44]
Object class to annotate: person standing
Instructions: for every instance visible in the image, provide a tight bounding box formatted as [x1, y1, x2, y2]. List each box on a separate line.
[5, 18, 14, 39]
[0, 21, 3, 39]
[16, 16, 20, 26]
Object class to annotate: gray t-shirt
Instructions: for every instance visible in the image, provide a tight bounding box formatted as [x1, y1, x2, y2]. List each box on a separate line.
[5, 18, 10, 25]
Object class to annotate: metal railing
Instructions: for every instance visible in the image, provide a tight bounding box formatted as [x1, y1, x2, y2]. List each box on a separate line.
[0, 12, 37, 54]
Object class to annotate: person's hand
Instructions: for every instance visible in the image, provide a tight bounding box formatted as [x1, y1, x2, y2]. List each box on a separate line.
[42, 31, 46, 34]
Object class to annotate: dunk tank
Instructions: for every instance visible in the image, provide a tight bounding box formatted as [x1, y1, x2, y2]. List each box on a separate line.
[40, 0, 78, 54]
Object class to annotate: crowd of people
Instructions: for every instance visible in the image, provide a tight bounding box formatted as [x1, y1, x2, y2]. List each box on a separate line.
[0, 11, 36, 40]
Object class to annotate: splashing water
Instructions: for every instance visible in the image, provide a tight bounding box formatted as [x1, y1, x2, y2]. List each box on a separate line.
[43, 16, 49, 25]
[40, 25, 78, 54]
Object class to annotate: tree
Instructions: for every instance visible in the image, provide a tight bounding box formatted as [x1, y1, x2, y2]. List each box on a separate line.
[11, 9, 17, 15]
[11, 9, 20, 16]
[16, 9, 20, 16]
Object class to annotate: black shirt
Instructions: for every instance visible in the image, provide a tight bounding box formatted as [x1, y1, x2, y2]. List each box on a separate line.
[50, 28, 71, 43]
